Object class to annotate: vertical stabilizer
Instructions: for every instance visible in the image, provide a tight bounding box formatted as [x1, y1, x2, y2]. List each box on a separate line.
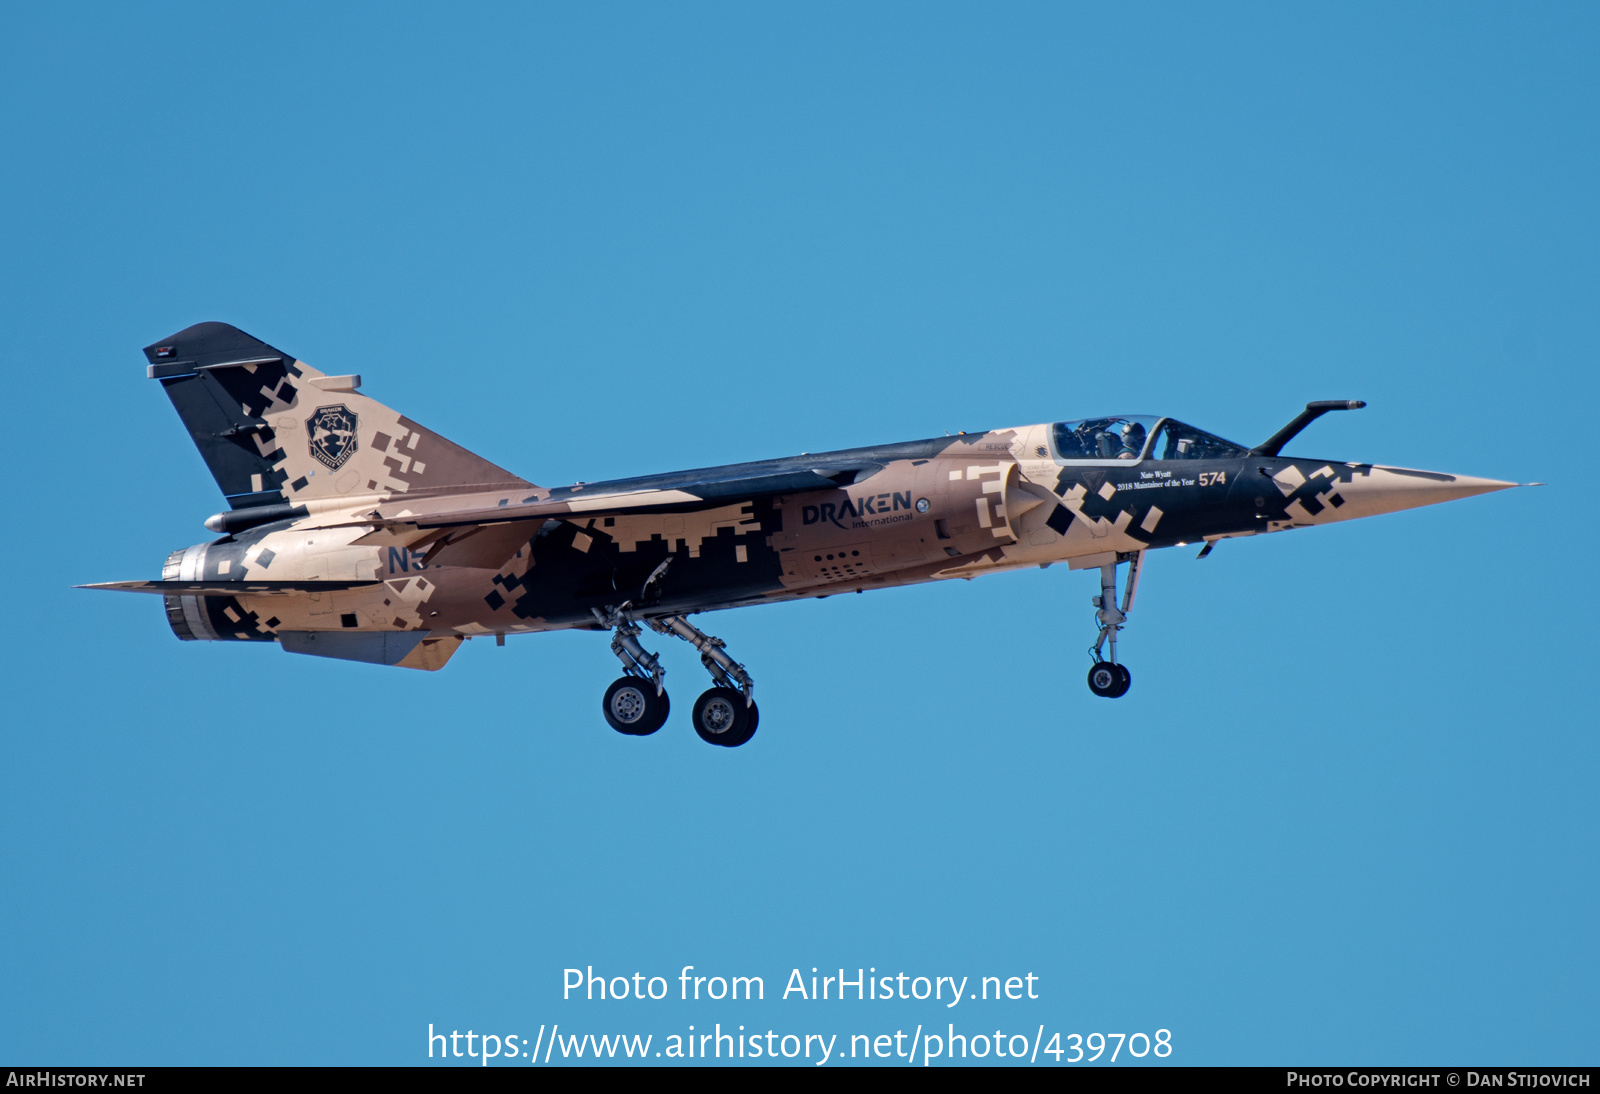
[145, 322, 531, 511]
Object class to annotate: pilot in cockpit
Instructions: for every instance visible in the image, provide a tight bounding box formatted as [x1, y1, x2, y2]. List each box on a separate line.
[1116, 421, 1146, 459]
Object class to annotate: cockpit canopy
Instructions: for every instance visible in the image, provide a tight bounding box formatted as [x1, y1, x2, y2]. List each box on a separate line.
[1049, 416, 1248, 462]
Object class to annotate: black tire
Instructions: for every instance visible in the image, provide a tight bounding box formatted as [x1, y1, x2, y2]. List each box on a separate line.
[1087, 662, 1123, 698]
[721, 700, 758, 747]
[646, 688, 671, 732]
[726, 701, 758, 747]
[692, 687, 757, 747]
[602, 677, 668, 735]
[1110, 663, 1132, 698]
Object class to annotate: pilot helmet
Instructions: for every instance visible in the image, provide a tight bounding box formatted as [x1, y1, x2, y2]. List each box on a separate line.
[1120, 421, 1147, 452]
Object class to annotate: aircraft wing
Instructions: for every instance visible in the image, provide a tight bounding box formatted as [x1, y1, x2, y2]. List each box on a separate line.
[428, 465, 878, 526]
[345, 462, 885, 569]
[79, 580, 383, 596]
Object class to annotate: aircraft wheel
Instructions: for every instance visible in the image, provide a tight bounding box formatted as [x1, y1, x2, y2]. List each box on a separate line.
[692, 687, 758, 747]
[1110, 663, 1132, 698]
[647, 688, 671, 731]
[1087, 662, 1130, 699]
[603, 677, 669, 735]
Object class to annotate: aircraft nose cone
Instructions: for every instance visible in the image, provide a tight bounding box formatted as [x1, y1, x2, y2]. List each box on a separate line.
[1326, 466, 1520, 521]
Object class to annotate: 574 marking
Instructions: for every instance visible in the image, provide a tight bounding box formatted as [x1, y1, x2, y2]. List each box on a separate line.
[1198, 471, 1227, 486]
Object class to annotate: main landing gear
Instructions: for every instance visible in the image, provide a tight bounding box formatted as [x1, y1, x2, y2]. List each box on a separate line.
[1086, 551, 1142, 699]
[649, 616, 759, 747]
[599, 612, 669, 735]
[593, 606, 760, 747]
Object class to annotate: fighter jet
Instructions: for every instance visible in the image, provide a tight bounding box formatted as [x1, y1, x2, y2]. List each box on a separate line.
[85, 322, 1525, 746]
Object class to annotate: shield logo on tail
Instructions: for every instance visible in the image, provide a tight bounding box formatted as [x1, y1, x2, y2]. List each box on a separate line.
[307, 405, 359, 469]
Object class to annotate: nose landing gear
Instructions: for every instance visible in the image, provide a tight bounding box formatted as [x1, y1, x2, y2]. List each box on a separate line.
[1087, 551, 1141, 699]
[1087, 661, 1131, 699]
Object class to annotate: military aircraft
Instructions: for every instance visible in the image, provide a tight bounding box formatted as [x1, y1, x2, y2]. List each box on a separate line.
[85, 322, 1524, 746]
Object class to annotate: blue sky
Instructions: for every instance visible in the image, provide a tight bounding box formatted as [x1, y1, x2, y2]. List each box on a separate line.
[1, 2, 1595, 1066]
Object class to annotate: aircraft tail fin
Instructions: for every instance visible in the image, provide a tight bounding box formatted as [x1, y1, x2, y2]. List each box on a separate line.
[144, 322, 531, 512]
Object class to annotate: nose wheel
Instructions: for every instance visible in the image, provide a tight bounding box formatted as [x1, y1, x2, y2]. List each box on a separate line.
[1086, 551, 1142, 699]
[1087, 662, 1131, 698]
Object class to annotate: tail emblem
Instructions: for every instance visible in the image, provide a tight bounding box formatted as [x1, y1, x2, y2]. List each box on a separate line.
[307, 404, 359, 469]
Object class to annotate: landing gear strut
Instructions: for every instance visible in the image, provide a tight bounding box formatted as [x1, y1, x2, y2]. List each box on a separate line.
[591, 606, 760, 746]
[595, 605, 670, 735]
[650, 615, 759, 747]
[1087, 551, 1141, 699]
